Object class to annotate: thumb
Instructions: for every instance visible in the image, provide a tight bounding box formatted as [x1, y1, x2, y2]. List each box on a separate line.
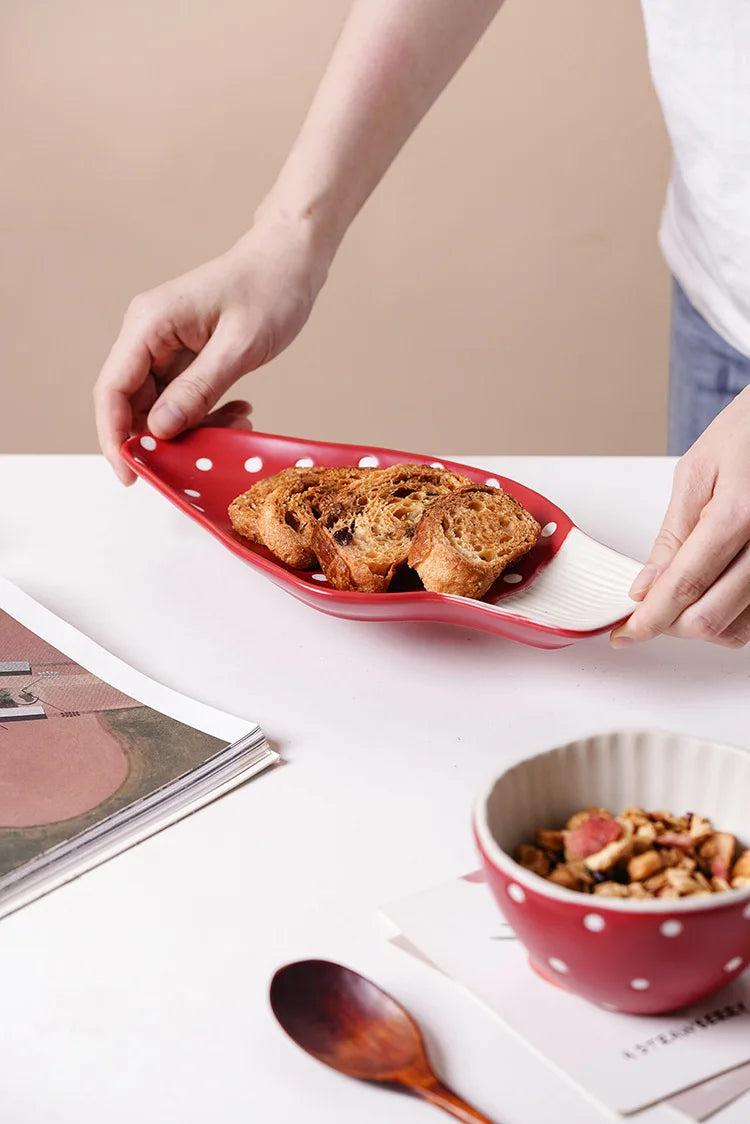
[147, 329, 247, 439]
[629, 460, 708, 601]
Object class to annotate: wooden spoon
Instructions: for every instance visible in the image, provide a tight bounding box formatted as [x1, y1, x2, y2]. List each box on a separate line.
[269, 959, 497, 1123]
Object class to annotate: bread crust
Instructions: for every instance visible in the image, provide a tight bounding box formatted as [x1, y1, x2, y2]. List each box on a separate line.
[228, 468, 299, 544]
[408, 485, 541, 599]
[312, 464, 472, 592]
[257, 466, 363, 569]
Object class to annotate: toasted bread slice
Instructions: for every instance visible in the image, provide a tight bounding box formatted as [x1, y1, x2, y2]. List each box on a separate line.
[407, 485, 540, 599]
[257, 466, 364, 569]
[312, 464, 472, 592]
[228, 468, 300, 544]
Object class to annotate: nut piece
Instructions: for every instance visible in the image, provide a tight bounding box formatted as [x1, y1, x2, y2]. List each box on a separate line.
[620, 806, 651, 829]
[689, 814, 715, 845]
[546, 860, 592, 892]
[593, 881, 629, 898]
[535, 829, 564, 854]
[732, 850, 750, 881]
[627, 850, 663, 882]
[632, 822, 658, 851]
[547, 865, 581, 890]
[644, 871, 669, 894]
[693, 871, 713, 893]
[514, 844, 550, 877]
[664, 868, 701, 895]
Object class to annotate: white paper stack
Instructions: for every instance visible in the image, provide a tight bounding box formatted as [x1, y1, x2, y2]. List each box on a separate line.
[382, 871, 750, 1122]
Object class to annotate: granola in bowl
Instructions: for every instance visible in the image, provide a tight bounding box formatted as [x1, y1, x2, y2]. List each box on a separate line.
[514, 806, 750, 899]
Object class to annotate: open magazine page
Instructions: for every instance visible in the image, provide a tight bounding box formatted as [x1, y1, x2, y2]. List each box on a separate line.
[0, 577, 277, 917]
[0, 577, 254, 744]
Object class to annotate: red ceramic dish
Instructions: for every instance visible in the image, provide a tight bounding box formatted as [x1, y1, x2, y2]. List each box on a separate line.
[121, 428, 640, 649]
[474, 730, 750, 1015]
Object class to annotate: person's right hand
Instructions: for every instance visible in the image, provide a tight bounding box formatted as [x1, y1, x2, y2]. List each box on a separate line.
[94, 215, 330, 484]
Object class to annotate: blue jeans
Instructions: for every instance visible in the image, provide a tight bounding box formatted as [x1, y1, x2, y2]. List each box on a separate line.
[669, 280, 750, 454]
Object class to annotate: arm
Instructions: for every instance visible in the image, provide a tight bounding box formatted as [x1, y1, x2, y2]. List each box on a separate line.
[259, 0, 504, 252]
[94, 0, 504, 483]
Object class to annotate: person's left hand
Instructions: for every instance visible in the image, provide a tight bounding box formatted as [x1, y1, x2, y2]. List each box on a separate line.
[611, 386, 750, 650]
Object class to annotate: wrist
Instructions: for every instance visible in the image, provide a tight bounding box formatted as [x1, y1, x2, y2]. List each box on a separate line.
[252, 187, 345, 278]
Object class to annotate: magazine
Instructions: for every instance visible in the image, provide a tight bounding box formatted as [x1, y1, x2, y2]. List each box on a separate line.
[0, 577, 277, 919]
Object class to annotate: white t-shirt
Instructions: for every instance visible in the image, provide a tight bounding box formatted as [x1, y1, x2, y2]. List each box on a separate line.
[641, 1, 750, 357]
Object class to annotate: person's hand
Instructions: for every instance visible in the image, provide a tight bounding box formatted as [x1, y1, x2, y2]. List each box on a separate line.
[611, 386, 750, 649]
[94, 216, 330, 484]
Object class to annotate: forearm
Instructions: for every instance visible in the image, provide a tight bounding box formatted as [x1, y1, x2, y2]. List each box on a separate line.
[256, 0, 503, 261]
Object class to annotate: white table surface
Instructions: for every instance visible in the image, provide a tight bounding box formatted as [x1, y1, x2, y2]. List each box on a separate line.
[0, 454, 748, 1124]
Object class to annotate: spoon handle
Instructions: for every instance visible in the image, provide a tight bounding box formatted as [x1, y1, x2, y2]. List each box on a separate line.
[415, 1078, 498, 1124]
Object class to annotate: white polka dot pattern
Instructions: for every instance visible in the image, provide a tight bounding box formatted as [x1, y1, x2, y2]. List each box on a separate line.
[184, 489, 200, 498]
[630, 979, 650, 991]
[583, 913, 605, 932]
[140, 436, 156, 451]
[192, 505, 205, 513]
[195, 458, 213, 472]
[358, 454, 379, 468]
[507, 883, 525, 904]
[430, 461, 445, 469]
[660, 920, 683, 938]
[244, 456, 263, 473]
[548, 958, 568, 974]
[485, 478, 500, 488]
[724, 956, 743, 973]
[541, 522, 557, 537]
[295, 457, 314, 468]
[311, 574, 327, 582]
[502, 573, 523, 585]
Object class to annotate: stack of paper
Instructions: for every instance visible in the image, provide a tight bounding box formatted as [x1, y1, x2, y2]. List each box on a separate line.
[382, 871, 750, 1122]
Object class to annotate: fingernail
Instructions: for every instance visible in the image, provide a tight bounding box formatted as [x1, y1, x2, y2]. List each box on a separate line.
[629, 565, 658, 601]
[610, 635, 634, 650]
[150, 401, 187, 438]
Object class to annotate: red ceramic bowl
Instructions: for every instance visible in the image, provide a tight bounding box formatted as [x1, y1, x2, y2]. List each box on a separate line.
[122, 428, 641, 650]
[473, 730, 750, 1014]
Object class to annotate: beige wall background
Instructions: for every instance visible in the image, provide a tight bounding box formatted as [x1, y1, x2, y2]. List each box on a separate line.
[1, 0, 670, 458]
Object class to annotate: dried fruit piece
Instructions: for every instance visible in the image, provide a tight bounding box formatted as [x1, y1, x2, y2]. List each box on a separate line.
[655, 831, 694, 852]
[566, 807, 612, 831]
[564, 815, 623, 862]
[699, 832, 737, 882]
